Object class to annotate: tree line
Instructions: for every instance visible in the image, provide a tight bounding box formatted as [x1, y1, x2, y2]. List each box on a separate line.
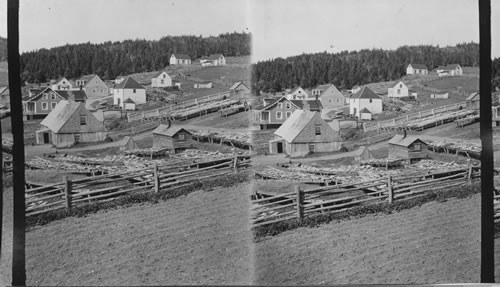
[251, 42, 487, 94]
[19, 32, 251, 84]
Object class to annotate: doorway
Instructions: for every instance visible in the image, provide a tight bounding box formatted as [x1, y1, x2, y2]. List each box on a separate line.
[43, 132, 49, 144]
[277, 142, 283, 153]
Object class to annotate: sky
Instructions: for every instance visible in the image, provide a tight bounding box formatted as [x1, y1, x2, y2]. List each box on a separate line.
[0, 0, 499, 61]
[0, 0, 250, 52]
[250, 0, 500, 62]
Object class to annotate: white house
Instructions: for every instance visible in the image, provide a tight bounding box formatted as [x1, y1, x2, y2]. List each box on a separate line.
[388, 81, 409, 98]
[349, 86, 383, 118]
[311, 83, 347, 109]
[406, 64, 429, 75]
[113, 77, 146, 108]
[351, 85, 361, 94]
[436, 64, 463, 77]
[151, 70, 172, 88]
[51, 77, 73, 91]
[170, 54, 192, 65]
[200, 54, 226, 66]
[285, 87, 309, 100]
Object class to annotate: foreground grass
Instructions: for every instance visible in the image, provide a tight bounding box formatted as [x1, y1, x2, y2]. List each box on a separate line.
[253, 182, 482, 240]
[27, 171, 252, 227]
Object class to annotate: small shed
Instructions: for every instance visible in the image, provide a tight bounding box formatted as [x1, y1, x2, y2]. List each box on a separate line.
[194, 82, 213, 89]
[152, 125, 193, 153]
[230, 82, 250, 96]
[359, 108, 372, 120]
[120, 136, 138, 151]
[124, 98, 136, 111]
[466, 92, 479, 111]
[388, 133, 428, 163]
[430, 93, 449, 99]
[354, 146, 374, 161]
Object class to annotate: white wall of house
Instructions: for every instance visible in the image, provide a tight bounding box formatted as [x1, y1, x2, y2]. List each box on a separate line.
[406, 65, 428, 75]
[151, 72, 172, 87]
[349, 98, 383, 117]
[388, 81, 409, 98]
[285, 87, 308, 100]
[113, 88, 146, 108]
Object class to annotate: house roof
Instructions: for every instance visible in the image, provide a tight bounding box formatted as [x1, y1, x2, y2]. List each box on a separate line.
[359, 107, 371, 113]
[207, 54, 224, 60]
[274, 110, 317, 142]
[172, 54, 191, 60]
[290, 99, 323, 110]
[153, 69, 170, 78]
[56, 90, 87, 101]
[76, 74, 96, 84]
[350, 86, 381, 100]
[22, 87, 63, 102]
[313, 84, 332, 91]
[437, 64, 461, 71]
[388, 134, 427, 147]
[466, 92, 479, 101]
[392, 81, 406, 89]
[152, 125, 191, 137]
[114, 77, 144, 90]
[230, 81, 248, 90]
[124, 98, 136, 104]
[409, 64, 428, 70]
[40, 100, 82, 133]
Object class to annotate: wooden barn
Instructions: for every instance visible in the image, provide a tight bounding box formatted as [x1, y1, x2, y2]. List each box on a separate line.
[269, 110, 343, 157]
[152, 125, 193, 153]
[388, 134, 429, 163]
[36, 100, 107, 147]
[120, 136, 138, 151]
[354, 146, 374, 161]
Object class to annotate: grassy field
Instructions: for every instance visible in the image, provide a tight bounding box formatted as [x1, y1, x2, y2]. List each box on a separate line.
[1, 184, 254, 285]
[255, 194, 500, 284]
[423, 76, 479, 94]
[188, 65, 250, 84]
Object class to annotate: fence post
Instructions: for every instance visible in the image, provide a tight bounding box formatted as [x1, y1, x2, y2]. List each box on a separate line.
[153, 163, 159, 192]
[467, 163, 473, 184]
[295, 185, 304, 219]
[387, 176, 393, 204]
[233, 155, 238, 173]
[64, 176, 72, 210]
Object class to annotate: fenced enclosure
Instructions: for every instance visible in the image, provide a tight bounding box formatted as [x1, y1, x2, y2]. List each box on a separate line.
[251, 166, 479, 227]
[26, 155, 250, 217]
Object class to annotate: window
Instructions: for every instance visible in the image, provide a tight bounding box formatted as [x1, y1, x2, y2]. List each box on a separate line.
[42, 93, 48, 100]
[399, 84, 402, 88]
[315, 124, 322, 135]
[51, 93, 56, 100]
[286, 102, 291, 109]
[277, 103, 283, 109]
[51, 102, 57, 109]
[161, 79, 164, 84]
[133, 89, 136, 93]
[42, 102, 48, 110]
[309, 144, 315, 153]
[286, 111, 292, 118]
[369, 99, 373, 103]
[178, 133, 185, 140]
[80, 115, 87, 126]
[276, 111, 283, 119]
[163, 74, 166, 78]
[58, 85, 61, 90]
[75, 134, 80, 143]
[413, 143, 421, 151]
[397, 89, 401, 94]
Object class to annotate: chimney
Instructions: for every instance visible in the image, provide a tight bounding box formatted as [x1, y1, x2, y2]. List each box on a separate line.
[302, 100, 310, 112]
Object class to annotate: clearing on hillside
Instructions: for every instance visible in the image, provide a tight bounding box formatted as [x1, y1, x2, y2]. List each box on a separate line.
[0, 184, 254, 285]
[255, 194, 500, 284]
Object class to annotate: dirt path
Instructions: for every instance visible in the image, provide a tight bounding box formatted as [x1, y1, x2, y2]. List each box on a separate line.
[1, 184, 254, 285]
[255, 194, 500, 284]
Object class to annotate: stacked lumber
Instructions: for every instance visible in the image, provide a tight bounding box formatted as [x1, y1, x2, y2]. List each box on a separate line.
[170, 99, 240, 120]
[455, 114, 479, 127]
[406, 109, 475, 130]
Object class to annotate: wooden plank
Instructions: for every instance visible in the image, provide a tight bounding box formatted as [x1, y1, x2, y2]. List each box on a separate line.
[251, 197, 295, 209]
[304, 197, 382, 214]
[394, 176, 466, 195]
[305, 182, 385, 199]
[303, 178, 386, 194]
[26, 199, 66, 212]
[251, 202, 297, 214]
[252, 210, 297, 223]
[26, 192, 64, 204]
[26, 204, 66, 217]
[72, 185, 150, 204]
[393, 171, 467, 190]
[394, 180, 466, 199]
[250, 191, 297, 204]
[26, 181, 65, 193]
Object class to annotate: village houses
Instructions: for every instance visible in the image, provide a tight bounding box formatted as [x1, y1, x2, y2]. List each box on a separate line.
[36, 100, 107, 147]
[51, 77, 74, 91]
[113, 76, 146, 109]
[284, 87, 309, 100]
[152, 125, 194, 153]
[170, 54, 192, 65]
[388, 81, 409, 98]
[229, 81, 250, 96]
[436, 64, 463, 77]
[406, 64, 429, 75]
[269, 110, 343, 157]
[200, 54, 226, 67]
[252, 96, 322, 129]
[388, 133, 429, 164]
[311, 83, 347, 109]
[74, 74, 109, 98]
[349, 86, 383, 119]
[151, 70, 173, 88]
[23, 87, 87, 120]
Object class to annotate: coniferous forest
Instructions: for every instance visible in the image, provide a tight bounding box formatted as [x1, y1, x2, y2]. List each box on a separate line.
[251, 42, 494, 94]
[17, 32, 251, 83]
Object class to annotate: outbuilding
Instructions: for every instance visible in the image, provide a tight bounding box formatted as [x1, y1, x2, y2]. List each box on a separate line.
[152, 125, 193, 153]
[388, 133, 428, 163]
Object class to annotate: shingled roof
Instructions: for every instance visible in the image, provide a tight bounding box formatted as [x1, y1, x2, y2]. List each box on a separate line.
[56, 90, 87, 101]
[350, 86, 381, 100]
[409, 64, 428, 70]
[152, 125, 191, 137]
[172, 54, 191, 60]
[40, 101, 82, 133]
[114, 77, 144, 90]
[388, 134, 427, 147]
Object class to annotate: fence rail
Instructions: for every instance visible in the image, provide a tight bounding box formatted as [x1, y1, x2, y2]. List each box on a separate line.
[251, 166, 478, 227]
[26, 155, 251, 217]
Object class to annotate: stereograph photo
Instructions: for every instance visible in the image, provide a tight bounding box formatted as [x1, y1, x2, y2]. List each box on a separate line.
[0, 0, 500, 285]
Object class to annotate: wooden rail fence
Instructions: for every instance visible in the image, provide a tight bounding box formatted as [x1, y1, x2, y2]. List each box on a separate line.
[251, 166, 478, 227]
[26, 155, 250, 217]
